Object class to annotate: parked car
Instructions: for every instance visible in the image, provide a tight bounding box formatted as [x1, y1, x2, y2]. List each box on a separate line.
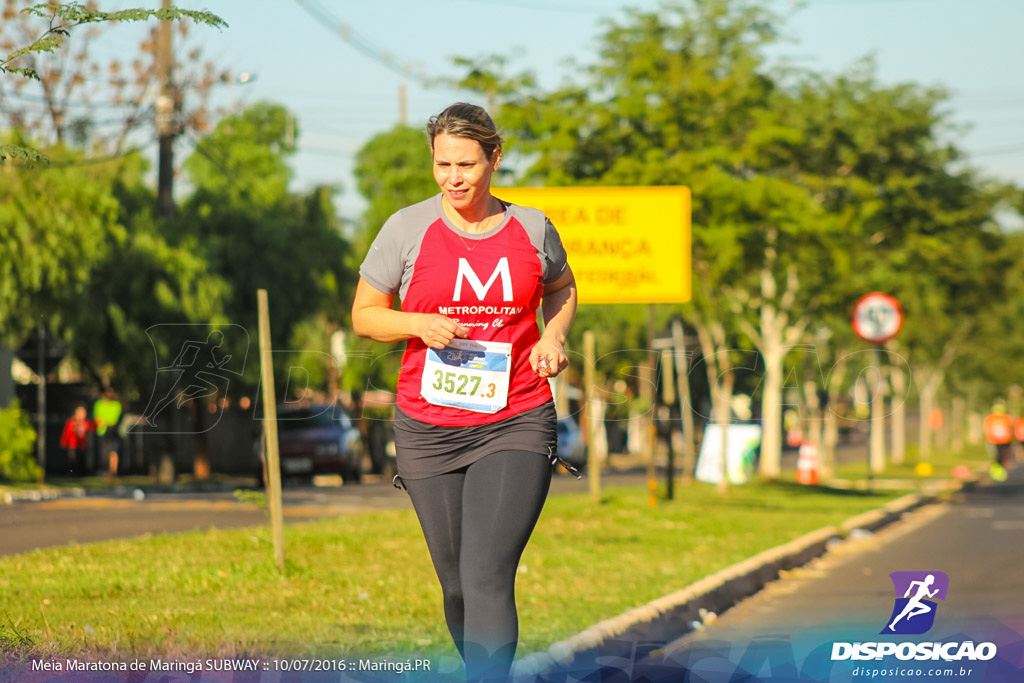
[556, 415, 586, 471]
[256, 403, 364, 484]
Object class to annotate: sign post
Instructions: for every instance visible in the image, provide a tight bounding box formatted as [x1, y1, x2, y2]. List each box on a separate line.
[852, 292, 904, 490]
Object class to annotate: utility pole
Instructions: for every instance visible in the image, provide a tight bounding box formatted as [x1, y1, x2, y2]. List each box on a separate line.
[155, 0, 177, 219]
[398, 82, 408, 125]
[36, 326, 46, 479]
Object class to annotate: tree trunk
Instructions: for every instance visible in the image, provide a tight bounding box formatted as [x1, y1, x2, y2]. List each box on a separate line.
[870, 362, 886, 475]
[822, 353, 848, 478]
[918, 383, 936, 461]
[951, 397, 965, 453]
[889, 365, 906, 465]
[967, 411, 984, 445]
[759, 348, 784, 478]
[692, 312, 733, 494]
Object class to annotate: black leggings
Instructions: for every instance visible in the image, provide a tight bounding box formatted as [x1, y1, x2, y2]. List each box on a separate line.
[404, 450, 552, 682]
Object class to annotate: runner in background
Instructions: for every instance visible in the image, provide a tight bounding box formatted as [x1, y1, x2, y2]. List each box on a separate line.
[352, 102, 577, 682]
[983, 401, 1014, 480]
[93, 388, 123, 477]
[1014, 411, 1024, 463]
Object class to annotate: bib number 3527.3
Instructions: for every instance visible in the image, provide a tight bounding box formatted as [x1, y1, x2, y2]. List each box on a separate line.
[420, 339, 512, 414]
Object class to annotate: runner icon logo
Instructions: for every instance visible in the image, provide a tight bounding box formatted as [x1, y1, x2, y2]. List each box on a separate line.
[881, 571, 949, 635]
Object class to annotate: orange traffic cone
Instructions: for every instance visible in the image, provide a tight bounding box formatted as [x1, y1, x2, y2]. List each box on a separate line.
[797, 441, 819, 485]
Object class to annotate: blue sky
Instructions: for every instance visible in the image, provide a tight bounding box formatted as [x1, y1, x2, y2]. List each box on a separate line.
[92, 0, 1024, 220]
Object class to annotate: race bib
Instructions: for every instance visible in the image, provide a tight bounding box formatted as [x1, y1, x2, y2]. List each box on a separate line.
[421, 339, 512, 414]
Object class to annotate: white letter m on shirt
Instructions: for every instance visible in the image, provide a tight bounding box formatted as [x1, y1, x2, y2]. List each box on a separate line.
[453, 257, 513, 302]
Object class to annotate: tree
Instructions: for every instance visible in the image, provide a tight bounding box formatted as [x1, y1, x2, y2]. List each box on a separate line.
[0, 1, 227, 163]
[451, 0, 1022, 480]
[0, 400, 40, 481]
[179, 102, 356, 392]
[0, 150, 228, 397]
[770, 61, 1014, 462]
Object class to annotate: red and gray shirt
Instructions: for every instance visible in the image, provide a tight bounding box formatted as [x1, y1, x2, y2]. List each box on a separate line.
[359, 194, 568, 428]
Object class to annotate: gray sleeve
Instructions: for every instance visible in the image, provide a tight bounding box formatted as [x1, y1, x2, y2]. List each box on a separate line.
[542, 217, 569, 284]
[504, 202, 569, 284]
[358, 197, 438, 298]
[359, 213, 407, 296]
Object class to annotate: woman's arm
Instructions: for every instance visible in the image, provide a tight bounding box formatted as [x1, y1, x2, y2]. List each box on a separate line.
[351, 277, 468, 349]
[530, 265, 577, 377]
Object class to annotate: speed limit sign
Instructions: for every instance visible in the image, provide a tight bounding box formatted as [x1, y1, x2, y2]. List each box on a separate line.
[852, 292, 904, 343]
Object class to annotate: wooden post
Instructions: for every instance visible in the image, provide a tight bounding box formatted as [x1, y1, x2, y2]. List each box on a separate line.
[583, 331, 601, 505]
[258, 289, 286, 571]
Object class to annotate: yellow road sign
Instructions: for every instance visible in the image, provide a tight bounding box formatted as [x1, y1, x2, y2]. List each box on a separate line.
[494, 186, 691, 304]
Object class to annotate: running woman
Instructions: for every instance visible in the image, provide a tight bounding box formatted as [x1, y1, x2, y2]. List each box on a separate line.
[352, 102, 577, 682]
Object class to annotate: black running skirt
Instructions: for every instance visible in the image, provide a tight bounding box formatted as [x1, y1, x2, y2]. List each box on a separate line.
[393, 401, 557, 480]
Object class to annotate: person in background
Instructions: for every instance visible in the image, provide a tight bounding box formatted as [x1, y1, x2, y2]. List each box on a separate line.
[1014, 410, 1024, 464]
[93, 388, 123, 477]
[983, 401, 1014, 478]
[352, 102, 577, 682]
[60, 404, 94, 476]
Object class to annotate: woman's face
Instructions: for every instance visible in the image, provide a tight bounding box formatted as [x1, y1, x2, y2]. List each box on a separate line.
[432, 132, 500, 215]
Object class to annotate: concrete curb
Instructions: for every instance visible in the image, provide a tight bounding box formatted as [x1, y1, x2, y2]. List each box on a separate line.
[1, 487, 85, 504]
[513, 491, 938, 678]
[1, 478, 255, 505]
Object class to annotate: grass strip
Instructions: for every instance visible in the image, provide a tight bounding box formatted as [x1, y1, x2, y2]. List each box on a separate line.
[0, 475, 929, 664]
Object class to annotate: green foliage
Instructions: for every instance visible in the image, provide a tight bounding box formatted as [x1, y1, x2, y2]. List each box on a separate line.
[180, 103, 356, 392]
[0, 150, 122, 344]
[233, 488, 267, 509]
[184, 103, 298, 209]
[0, 402, 41, 482]
[0, 150, 227, 397]
[0, 611, 37, 659]
[1, 2, 226, 80]
[352, 124, 436, 255]
[0, 143, 47, 165]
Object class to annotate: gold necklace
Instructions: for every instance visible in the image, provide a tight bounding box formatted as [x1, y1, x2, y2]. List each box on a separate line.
[452, 199, 502, 251]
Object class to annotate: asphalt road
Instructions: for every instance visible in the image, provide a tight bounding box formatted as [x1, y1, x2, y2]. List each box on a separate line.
[549, 465, 1024, 682]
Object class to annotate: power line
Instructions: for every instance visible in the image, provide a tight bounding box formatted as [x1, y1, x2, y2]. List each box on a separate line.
[442, 0, 611, 13]
[971, 143, 1024, 158]
[294, 0, 431, 87]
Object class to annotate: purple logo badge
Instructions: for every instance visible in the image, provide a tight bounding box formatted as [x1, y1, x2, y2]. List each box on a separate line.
[881, 571, 949, 635]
